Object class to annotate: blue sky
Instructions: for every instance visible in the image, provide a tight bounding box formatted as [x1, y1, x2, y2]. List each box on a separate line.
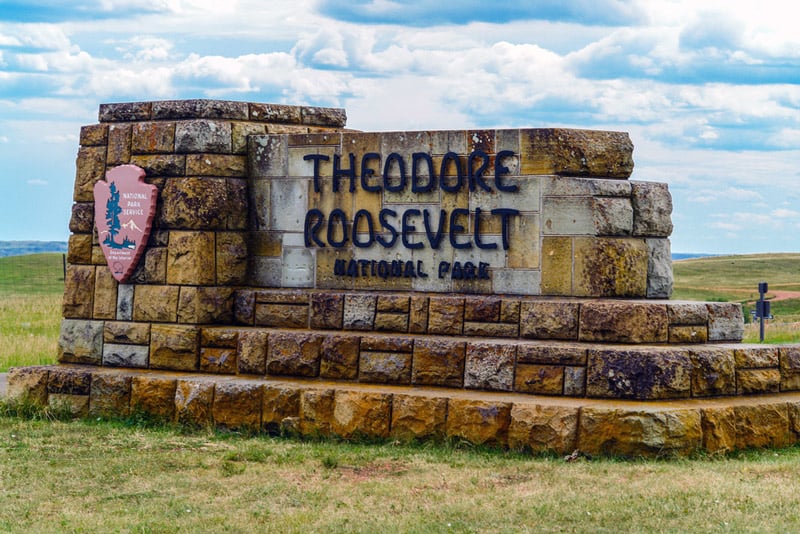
[0, 0, 798, 254]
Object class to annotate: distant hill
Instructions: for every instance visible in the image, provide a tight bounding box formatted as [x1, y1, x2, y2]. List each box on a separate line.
[0, 241, 68, 258]
[672, 253, 719, 261]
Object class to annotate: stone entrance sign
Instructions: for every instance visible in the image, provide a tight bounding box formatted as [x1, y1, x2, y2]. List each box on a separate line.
[9, 99, 800, 457]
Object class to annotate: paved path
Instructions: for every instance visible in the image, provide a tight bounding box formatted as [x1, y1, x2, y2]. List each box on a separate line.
[0, 373, 7, 399]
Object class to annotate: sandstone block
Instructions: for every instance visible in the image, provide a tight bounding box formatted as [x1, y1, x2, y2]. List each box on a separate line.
[213, 382, 262, 431]
[780, 346, 800, 391]
[152, 99, 248, 120]
[149, 324, 199, 372]
[300, 388, 335, 436]
[647, 238, 673, 298]
[463, 322, 519, 337]
[390, 394, 447, 441]
[58, 319, 104, 365]
[231, 121, 266, 154]
[734, 403, 791, 449]
[360, 336, 414, 353]
[250, 103, 302, 124]
[174, 379, 214, 427]
[100, 101, 151, 122]
[178, 286, 234, 324]
[377, 295, 410, 313]
[593, 197, 633, 236]
[520, 128, 633, 177]
[201, 327, 239, 348]
[669, 325, 708, 344]
[579, 301, 668, 343]
[632, 181, 673, 237]
[48, 393, 89, 417]
[80, 123, 108, 146]
[63, 265, 95, 318]
[266, 332, 321, 377]
[161, 178, 229, 230]
[175, 119, 232, 153]
[133, 285, 179, 323]
[700, 407, 736, 454]
[131, 121, 175, 154]
[93, 267, 118, 320]
[343, 294, 377, 330]
[166, 231, 216, 285]
[412, 339, 466, 387]
[332, 391, 392, 439]
[67, 234, 92, 264]
[129, 154, 186, 176]
[359, 352, 412, 384]
[234, 290, 256, 325]
[237, 330, 268, 375]
[47, 368, 92, 395]
[573, 237, 649, 297]
[186, 154, 246, 177]
[515, 364, 564, 395]
[374, 312, 409, 332]
[74, 146, 106, 201]
[107, 123, 132, 165]
[734, 346, 779, 369]
[689, 348, 736, 397]
[737, 369, 781, 395]
[427, 296, 465, 335]
[116, 284, 134, 321]
[408, 296, 429, 333]
[143, 247, 167, 283]
[319, 335, 359, 380]
[564, 366, 587, 396]
[578, 407, 702, 458]
[103, 343, 149, 368]
[669, 302, 710, 325]
[517, 343, 586, 365]
[310, 293, 344, 329]
[248, 135, 288, 178]
[519, 301, 579, 340]
[301, 106, 347, 127]
[508, 404, 578, 454]
[586, 348, 691, 400]
[464, 342, 515, 391]
[255, 303, 308, 328]
[89, 374, 131, 418]
[216, 232, 248, 284]
[707, 303, 744, 342]
[200, 347, 237, 374]
[7, 366, 49, 406]
[69, 203, 95, 234]
[541, 237, 572, 295]
[446, 399, 512, 447]
[130, 376, 177, 420]
[262, 385, 301, 434]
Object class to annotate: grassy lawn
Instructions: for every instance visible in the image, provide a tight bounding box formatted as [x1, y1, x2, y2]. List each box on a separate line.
[1, 412, 800, 533]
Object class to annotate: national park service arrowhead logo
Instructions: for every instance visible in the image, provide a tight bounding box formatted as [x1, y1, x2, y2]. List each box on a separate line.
[93, 164, 157, 283]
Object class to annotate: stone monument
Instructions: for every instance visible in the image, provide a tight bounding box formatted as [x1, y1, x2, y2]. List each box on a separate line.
[9, 99, 800, 456]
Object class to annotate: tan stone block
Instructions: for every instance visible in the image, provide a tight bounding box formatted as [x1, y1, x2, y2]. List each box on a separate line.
[310, 292, 344, 329]
[231, 122, 266, 154]
[58, 319, 104, 364]
[107, 124, 132, 165]
[446, 398, 512, 447]
[213, 382, 263, 431]
[573, 237, 648, 297]
[689, 348, 735, 397]
[463, 296, 500, 322]
[359, 352, 412, 384]
[133, 285, 179, 323]
[255, 303, 308, 328]
[129, 154, 186, 176]
[332, 390, 392, 439]
[508, 404, 578, 454]
[319, 334, 359, 380]
[80, 123, 108, 146]
[48, 393, 89, 417]
[519, 128, 633, 178]
[93, 267, 118, 320]
[701, 407, 736, 454]
[91, 244, 106, 266]
[579, 301, 668, 343]
[167, 231, 216, 285]
[780, 346, 800, 391]
[200, 347, 237, 374]
[7, 366, 49, 407]
[578, 407, 702, 458]
[255, 291, 310, 304]
[131, 121, 175, 154]
[515, 364, 564, 395]
[130, 376, 177, 420]
[47, 367, 92, 395]
[668, 302, 710, 325]
[464, 342, 515, 391]
[428, 296, 464, 335]
[519, 300, 579, 340]
[149, 324, 199, 371]
[500, 299, 520, 323]
[63, 265, 95, 319]
[89, 374, 131, 418]
[737, 369, 781, 395]
[516, 343, 586, 365]
[267, 331, 321, 377]
[540, 237, 572, 295]
[186, 154, 246, 177]
[69, 204, 94, 234]
[178, 286, 234, 324]
[262, 385, 301, 434]
[67, 234, 92, 264]
[408, 296, 429, 333]
[734, 346, 779, 369]
[734, 403, 792, 449]
[390, 394, 447, 441]
[412, 339, 465, 387]
[463, 322, 519, 337]
[360, 336, 414, 353]
[506, 213, 540, 269]
[669, 325, 708, 344]
[586, 348, 691, 400]
[217, 232, 248, 285]
[201, 327, 239, 348]
[377, 295, 410, 313]
[143, 247, 167, 284]
[374, 312, 408, 332]
[238, 330, 268, 375]
[174, 380, 214, 427]
[300, 388, 335, 436]
[74, 146, 106, 201]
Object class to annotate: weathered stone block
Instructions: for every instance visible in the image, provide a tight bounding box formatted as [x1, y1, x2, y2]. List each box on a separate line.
[266, 332, 322, 377]
[142, 247, 166, 284]
[669, 325, 708, 344]
[464, 342, 515, 391]
[564, 366, 586, 396]
[93, 267, 118, 320]
[332, 391, 392, 439]
[343, 294, 376, 330]
[166, 231, 216, 285]
[116, 284, 134, 321]
[464, 297, 500, 322]
[389, 394, 447, 441]
[89, 374, 131, 418]
[689, 348, 735, 397]
[74, 146, 106, 201]
[647, 238, 673, 298]
[517, 343, 586, 365]
[508, 404, 578, 454]
[359, 352, 412, 384]
[319, 335, 359, 380]
[593, 197, 633, 236]
[80, 123, 108, 146]
[131, 121, 175, 154]
[67, 234, 92, 264]
[668, 302, 710, 325]
[586, 348, 692, 400]
[149, 324, 199, 371]
[132, 285, 179, 323]
[701, 407, 736, 454]
[100, 101, 151, 122]
[737, 369, 781, 395]
[463, 322, 519, 337]
[201, 327, 239, 348]
[519, 301, 579, 340]
[310, 293, 344, 329]
[107, 123, 132, 165]
[178, 286, 234, 324]
[408, 296, 429, 333]
[102, 343, 149, 368]
[580, 407, 702, 457]
[215, 232, 248, 285]
[707, 303, 744, 342]
[734, 403, 792, 449]
[412, 339, 466, 387]
[573, 237, 649, 297]
[374, 312, 409, 332]
[301, 106, 346, 127]
[48, 368, 92, 395]
[780, 346, 800, 391]
[186, 154, 246, 177]
[234, 290, 256, 325]
[515, 364, 564, 395]
[152, 99, 248, 120]
[262, 385, 301, 434]
[632, 181, 673, 237]
[48, 393, 89, 417]
[7, 366, 49, 406]
[174, 379, 214, 427]
[69, 202, 95, 234]
[58, 319, 104, 365]
[63, 265, 95, 318]
[130, 376, 177, 420]
[255, 303, 308, 328]
[519, 128, 633, 178]
[541, 237, 572, 295]
[237, 330, 268, 375]
[300, 388, 335, 436]
[129, 154, 186, 176]
[579, 301, 668, 343]
[231, 121, 267, 154]
[213, 382, 262, 430]
[361, 336, 414, 353]
[175, 119, 232, 153]
[446, 399, 512, 447]
[428, 296, 464, 335]
[200, 347, 237, 374]
[734, 346, 779, 369]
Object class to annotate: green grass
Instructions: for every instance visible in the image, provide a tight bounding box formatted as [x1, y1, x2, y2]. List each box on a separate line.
[0, 253, 64, 295]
